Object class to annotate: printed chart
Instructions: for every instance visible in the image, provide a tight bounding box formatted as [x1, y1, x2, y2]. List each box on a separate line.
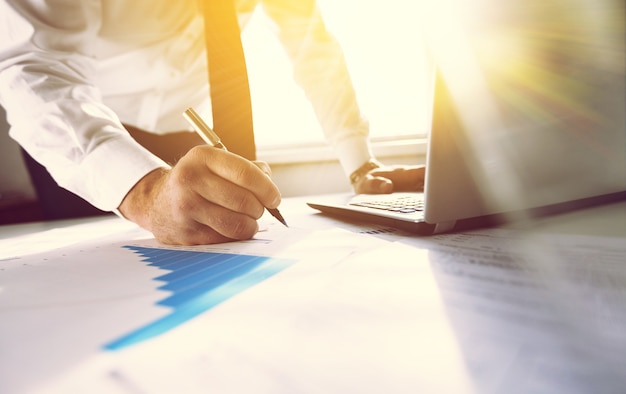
[105, 246, 296, 350]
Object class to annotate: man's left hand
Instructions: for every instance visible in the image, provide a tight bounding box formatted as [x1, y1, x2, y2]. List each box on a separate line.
[353, 164, 425, 194]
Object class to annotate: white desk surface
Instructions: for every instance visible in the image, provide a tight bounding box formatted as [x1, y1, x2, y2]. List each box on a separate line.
[1, 196, 624, 394]
[1, 195, 624, 240]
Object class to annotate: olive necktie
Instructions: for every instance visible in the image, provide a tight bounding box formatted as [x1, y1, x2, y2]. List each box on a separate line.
[202, 0, 256, 160]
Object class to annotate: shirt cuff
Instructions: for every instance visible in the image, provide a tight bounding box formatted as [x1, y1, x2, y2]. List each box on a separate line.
[71, 132, 170, 212]
[333, 135, 376, 178]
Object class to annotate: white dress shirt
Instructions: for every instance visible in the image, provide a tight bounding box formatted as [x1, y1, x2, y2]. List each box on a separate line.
[0, 0, 372, 211]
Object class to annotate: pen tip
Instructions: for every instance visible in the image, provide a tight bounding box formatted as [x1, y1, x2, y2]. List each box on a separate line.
[267, 208, 288, 227]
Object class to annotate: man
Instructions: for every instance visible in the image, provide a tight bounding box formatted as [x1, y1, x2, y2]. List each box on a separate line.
[0, 0, 424, 245]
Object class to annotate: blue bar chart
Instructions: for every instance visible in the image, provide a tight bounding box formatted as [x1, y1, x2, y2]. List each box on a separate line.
[104, 246, 296, 350]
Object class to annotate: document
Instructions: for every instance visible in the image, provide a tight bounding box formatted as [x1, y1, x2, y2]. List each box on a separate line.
[400, 228, 626, 394]
[22, 242, 475, 394]
[2, 204, 624, 394]
[0, 216, 398, 394]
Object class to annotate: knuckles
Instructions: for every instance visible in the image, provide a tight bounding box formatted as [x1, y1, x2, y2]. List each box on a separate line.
[212, 213, 258, 240]
[151, 146, 265, 244]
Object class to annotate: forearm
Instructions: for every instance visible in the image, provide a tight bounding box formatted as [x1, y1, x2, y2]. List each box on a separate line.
[0, 2, 167, 211]
[261, 0, 373, 174]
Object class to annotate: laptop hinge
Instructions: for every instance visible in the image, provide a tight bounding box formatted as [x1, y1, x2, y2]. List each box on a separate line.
[433, 220, 456, 234]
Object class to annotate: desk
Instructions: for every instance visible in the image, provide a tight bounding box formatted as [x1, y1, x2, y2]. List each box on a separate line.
[1, 196, 625, 394]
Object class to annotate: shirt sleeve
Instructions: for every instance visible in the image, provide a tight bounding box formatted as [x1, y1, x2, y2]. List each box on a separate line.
[260, 0, 374, 176]
[0, 0, 168, 212]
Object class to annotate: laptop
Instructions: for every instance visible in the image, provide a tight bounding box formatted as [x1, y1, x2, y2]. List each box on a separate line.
[307, 0, 626, 235]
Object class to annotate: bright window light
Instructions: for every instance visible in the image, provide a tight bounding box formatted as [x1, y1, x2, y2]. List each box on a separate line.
[242, 0, 433, 148]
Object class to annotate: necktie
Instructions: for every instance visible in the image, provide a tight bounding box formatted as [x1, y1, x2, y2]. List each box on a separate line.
[202, 0, 256, 160]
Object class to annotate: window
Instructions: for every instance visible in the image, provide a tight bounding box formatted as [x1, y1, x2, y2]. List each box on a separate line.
[242, 0, 433, 152]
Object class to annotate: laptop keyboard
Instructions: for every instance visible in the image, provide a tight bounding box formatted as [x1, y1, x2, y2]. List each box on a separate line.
[349, 194, 425, 214]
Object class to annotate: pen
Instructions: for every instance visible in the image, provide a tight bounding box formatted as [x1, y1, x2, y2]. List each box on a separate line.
[183, 107, 288, 227]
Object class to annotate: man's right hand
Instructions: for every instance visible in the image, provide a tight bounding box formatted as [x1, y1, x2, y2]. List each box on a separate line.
[118, 146, 281, 245]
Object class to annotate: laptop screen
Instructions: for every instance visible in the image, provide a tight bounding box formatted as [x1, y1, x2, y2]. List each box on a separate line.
[423, 0, 626, 223]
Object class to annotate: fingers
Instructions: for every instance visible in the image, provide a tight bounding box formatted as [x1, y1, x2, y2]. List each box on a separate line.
[154, 219, 251, 246]
[253, 161, 272, 177]
[354, 174, 393, 194]
[171, 165, 267, 220]
[140, 171, 262, 244]
[354, 165, 426, 194]
[121, 147, 282, 246]
[154, 197, 260, 245]
[193, 147, 281, 209]
[371, 165, 426, 191]
[162, 146, 279, 240]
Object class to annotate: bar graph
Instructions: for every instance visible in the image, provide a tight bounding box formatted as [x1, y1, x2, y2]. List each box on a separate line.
[104, 245, 296, 350]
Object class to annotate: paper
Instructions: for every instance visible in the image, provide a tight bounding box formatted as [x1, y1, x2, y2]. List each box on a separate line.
[400, 229, 626, 393]
[2, 202, 624, 394]
[28, 243, 475, 394]
[0, 216, 394, 394]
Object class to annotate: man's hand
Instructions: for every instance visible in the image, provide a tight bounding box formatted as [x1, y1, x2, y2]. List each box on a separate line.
[352, 164, 426, 194]
[118, 146, 281, 245]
